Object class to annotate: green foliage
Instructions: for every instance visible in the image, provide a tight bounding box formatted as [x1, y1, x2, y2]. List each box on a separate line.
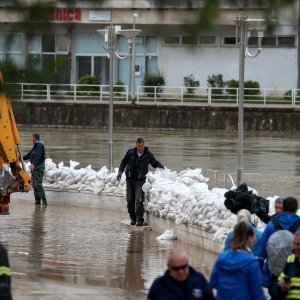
[142, 73, 165, 96]
[226, 79, 260, 95]
[113, 80, 126, 96]
[77, 75, 100, 92]
[284, 90, 292, 100]
[207, 73, 225, 95]
[0, 60, 24, 83]
[244, 80, 260, 95]
[183, 74, 200, 95]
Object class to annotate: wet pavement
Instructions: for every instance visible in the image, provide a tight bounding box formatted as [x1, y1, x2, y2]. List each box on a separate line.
[7, 126, 299, 298]
[2, 201, 217, 300]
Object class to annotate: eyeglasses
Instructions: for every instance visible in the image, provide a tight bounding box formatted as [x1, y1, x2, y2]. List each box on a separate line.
[169, 264, 188, 272]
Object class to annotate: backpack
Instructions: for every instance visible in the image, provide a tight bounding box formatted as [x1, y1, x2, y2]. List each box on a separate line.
[266, 218, 300, 277]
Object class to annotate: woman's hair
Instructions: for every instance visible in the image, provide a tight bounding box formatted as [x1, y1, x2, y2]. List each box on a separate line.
[237, 209, 251, 224]
[230, 221, 254, 250]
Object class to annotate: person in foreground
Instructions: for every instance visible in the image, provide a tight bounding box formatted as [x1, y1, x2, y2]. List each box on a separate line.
[117, 137, 164, 226]
[258, 197, 300, 298]
[223, 208, 262, 256]
[278, 231, 300, 299]
[0, 243, 12, 300]
[23, 133, 47, 206]
[147, 248, 214, 300]
[210, 222, 266, 300]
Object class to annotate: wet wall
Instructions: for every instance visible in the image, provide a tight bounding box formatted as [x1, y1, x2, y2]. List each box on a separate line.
[12, 101, 300, 131]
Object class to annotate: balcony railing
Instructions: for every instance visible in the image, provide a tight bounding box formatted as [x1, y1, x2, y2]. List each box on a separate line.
[4, 82, 300, 107]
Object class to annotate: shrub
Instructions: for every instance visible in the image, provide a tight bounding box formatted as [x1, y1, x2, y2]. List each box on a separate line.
[113, 80, 126, 96]
[207, 73, 226, 95]
[226, 79, 239, 95]
[142, 73, 165, 97]
[226, 79, 260, 96]
[77, 75, 100, 90]
[284, 90, 292, 101]
[244, 80, 260, 95]
[183, 74, 200, 96]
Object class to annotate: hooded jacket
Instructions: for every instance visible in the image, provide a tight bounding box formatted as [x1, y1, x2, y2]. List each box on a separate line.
[258, 212, 300, 286]
[23, 140, 45, 167]
[118, 146, 163, 180]
[224, 223, 262, 256]
[210, 250, 266, 300]
[147, 266, 214, 300]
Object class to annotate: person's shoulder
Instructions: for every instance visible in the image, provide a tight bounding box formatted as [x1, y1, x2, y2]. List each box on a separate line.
[191, 268, 207, 280]
[249, 224, 262, 236]
[126, 148, 135, 154]
[150, 274, 165, 287]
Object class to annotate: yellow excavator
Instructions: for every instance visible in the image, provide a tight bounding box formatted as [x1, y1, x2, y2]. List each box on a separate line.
[0, 72, 31, 214]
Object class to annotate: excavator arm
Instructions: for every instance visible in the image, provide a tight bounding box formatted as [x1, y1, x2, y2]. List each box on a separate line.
[0, 76, 31, 214]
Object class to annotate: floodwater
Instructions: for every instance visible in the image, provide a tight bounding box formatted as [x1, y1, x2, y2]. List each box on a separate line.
[2, 127, 298, 298]
[4, 201, 216, 300]
[19, 127, 300, 197]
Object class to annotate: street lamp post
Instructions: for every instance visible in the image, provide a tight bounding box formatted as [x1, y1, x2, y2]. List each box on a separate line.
[235, 13, 266, 186]
[98, 25, 140, 172]
[131, 13, 139, 103]
[98, 25, 116, 172]
[236, 13, 247, 187]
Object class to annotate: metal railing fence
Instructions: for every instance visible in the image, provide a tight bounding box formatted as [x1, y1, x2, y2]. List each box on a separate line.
[5, 83, 129, 103]
[4, 82, 300, 107]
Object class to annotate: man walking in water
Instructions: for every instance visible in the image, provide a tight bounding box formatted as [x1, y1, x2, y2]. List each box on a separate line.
[23, 133, 47, 206]
[117, 137, 164, 226]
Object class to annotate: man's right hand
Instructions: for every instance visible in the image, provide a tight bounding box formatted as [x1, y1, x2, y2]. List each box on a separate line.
[117, 172, 122, 181]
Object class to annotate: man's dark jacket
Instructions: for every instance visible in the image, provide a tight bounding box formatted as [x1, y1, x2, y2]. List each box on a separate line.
[118, 147, 163, 180]
[23, 141, 45, 167]
[147, 266, 214, 300]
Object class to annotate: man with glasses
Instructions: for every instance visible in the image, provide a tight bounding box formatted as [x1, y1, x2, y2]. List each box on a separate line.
[147, 249, 214, 299]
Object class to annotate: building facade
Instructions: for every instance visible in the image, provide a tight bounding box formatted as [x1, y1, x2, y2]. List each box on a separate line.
[0, 0, 298, 90]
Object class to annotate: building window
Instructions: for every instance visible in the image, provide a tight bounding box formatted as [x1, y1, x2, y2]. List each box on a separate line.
[28, 33, 70, 82]
[0, 33, 23, 68]
[199, 35, 217, 45]
[57, 34, 69, 52]
[165, 36, 180, 45]
[146, 36, 158, 53]
[277, 36, 295, 47]
[42, 34, 55, 52]
[261, 36, 277, 46]
[223, 36, 237, 45]
[181, 36, 198, 45]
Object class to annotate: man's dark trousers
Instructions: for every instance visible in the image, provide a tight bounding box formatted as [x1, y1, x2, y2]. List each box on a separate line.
[32, 164, 47, 205]
[126, 178, 145, 223]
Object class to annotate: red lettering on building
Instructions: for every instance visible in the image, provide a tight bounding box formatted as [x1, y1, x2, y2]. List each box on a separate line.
[49, 9, 81, 22]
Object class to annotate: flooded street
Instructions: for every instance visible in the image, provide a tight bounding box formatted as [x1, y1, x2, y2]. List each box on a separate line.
[4, 201, 216, 299]
[1, 126, 298, 299]
[19, 127, 300, 197]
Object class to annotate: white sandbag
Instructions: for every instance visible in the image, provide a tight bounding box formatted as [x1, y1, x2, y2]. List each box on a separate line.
[57, 181, 69, 190]
[66, 184, 80, 191]
[69, 160, 80, 169]
[67, 174, 82, 185]
[142, 181, 152, 193]
[156, 229, 177, 240]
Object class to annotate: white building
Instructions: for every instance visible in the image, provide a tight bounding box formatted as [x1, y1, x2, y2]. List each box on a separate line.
[0, 0, 298, 90]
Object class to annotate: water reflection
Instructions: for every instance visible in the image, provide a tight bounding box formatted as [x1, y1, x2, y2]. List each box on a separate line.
[28, 206, 45, 272]
[123, 230, 145, 289]
[5, 202, 217, 299]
